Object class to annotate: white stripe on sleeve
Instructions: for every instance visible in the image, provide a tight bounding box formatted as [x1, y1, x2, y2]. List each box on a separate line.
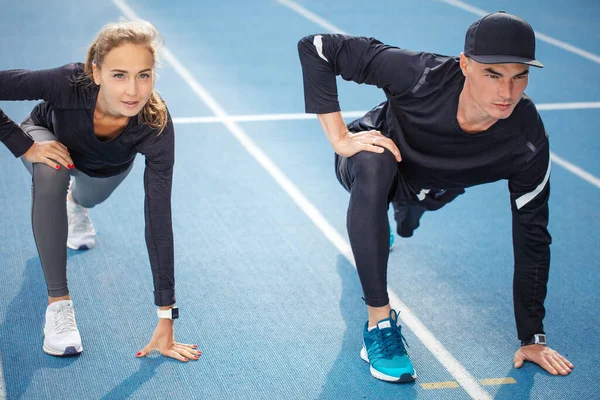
[515, 158, 552, 210]
[313, 35, 329, 62]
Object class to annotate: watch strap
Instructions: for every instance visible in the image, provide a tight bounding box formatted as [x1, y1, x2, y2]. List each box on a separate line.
[521, 333, 546, 347]
[157, 307, 179, 320]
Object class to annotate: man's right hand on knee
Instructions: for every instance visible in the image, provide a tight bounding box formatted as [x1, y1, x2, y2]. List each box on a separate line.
[334, 129, 402, 162]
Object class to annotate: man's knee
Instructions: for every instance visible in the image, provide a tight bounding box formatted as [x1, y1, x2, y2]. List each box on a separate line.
[351, 150, 397, 183]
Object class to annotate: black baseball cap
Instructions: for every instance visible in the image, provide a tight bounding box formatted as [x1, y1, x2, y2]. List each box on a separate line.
[464, 11, 543, 68]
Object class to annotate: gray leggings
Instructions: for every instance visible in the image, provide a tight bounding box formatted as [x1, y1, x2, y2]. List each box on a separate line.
[20, 116, 133, 297]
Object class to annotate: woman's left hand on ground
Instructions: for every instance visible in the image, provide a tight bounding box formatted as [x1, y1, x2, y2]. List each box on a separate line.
[136, 319, 201, 362]
[513, 345, 573, 375]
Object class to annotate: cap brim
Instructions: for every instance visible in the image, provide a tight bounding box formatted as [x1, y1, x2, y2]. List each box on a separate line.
[469, 54, 544, 68]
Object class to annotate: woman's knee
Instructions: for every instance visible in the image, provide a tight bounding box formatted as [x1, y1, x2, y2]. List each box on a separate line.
[32, 164, 70, 198]
[71, 187, 109, 208]
[72, 195, 103, 209]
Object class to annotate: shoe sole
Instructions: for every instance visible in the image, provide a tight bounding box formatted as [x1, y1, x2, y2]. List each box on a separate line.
[360, 347, 417, 383]
[66, 240, 93, 251]
[43, 344, 83, 357]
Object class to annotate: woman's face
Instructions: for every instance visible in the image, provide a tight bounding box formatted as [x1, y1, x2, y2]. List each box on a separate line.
[93, 43, 154, 117]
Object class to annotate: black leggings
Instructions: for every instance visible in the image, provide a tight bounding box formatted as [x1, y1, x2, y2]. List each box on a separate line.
[336, 150, 400, 307]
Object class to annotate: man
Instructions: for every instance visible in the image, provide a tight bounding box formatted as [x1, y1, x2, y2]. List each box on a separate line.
[298, 11, 573, 382]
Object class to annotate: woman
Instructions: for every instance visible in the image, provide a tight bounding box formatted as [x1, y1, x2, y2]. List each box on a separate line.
[0, 20, 200, 362]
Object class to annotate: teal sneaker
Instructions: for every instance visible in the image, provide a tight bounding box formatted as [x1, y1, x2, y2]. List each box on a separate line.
[388, 222, 395, 251]
[360, 310, 416, 383]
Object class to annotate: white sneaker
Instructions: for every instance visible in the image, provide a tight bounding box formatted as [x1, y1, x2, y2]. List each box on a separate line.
[43, 300, 83, 356]
[67, 195, 96, 250]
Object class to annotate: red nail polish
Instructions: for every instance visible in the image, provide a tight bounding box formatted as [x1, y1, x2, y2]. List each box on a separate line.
[192, 345, 198, 349]
[193, 355, 198, 359]
[55, 165, 60, 170]
[184, 358, 188, 362]
[136, 352, 142, 357]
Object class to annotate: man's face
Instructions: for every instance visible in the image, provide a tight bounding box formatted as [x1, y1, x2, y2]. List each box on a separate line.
[460, 55, 530, 120]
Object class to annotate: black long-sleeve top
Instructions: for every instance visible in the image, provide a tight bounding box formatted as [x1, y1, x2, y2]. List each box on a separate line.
[298, 34, 552, 340]
[0, 63, 175, 306]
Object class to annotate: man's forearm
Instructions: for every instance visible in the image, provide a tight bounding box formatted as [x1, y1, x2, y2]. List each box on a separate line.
[317, 111, 348, 148]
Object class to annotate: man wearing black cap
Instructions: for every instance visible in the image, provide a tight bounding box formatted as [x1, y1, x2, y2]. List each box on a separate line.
[297, 11, 573, 382]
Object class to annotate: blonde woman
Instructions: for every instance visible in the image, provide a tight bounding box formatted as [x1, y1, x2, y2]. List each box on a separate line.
[0, 20, 200, 362]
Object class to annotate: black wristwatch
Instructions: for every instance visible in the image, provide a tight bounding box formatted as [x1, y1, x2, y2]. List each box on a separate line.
[521, 333, 546, 347]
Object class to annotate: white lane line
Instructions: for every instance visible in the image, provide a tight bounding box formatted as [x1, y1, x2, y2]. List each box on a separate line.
[537, 102, 600, 111]
[551, 152, 600, 189]
[275, 0, 348, 34]
[111, 1, 493, 399]
[171, 102, 600, 124]
[438, 0, 600, 64]
[173, 112, 319, 124]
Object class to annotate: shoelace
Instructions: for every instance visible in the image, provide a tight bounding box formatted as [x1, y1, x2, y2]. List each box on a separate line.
[53, 303, 78, 334]
[376, 325, 409, 359]
[69, 202, 92, 231]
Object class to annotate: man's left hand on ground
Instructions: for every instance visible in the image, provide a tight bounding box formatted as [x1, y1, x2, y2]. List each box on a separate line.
[514, 344, 574, 375]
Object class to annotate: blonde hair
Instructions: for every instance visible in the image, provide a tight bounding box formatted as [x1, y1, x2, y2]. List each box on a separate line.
[83, 20, 168, 134]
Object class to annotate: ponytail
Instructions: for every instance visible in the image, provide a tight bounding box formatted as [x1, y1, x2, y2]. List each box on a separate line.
[84, 41, 97, 78]
[139, 90, 168, 134]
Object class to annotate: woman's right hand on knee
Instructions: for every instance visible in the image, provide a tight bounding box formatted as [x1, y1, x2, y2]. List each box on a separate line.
[334, 130, 402, 162]
[22, 141, 74, 170]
